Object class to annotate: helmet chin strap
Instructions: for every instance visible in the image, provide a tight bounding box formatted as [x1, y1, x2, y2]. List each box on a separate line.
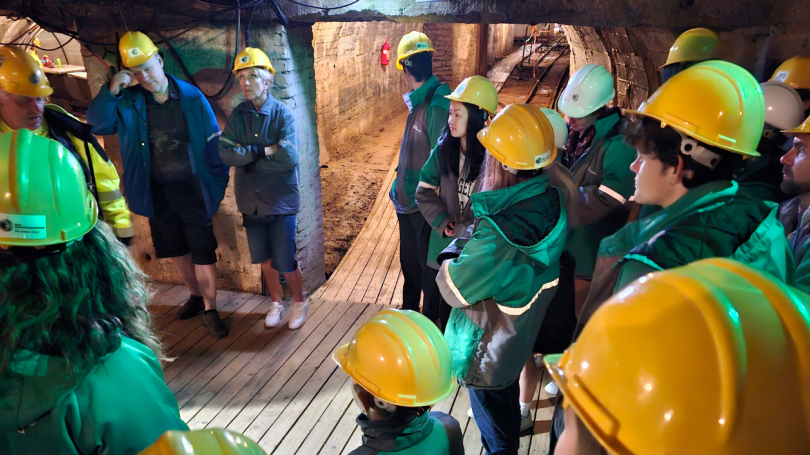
[678, 132, 722, 170]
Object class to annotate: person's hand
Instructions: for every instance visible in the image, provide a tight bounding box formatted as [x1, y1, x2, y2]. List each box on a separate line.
[109, 70, 135, 96]
[264, 144, 279, 156]
[444, 222, 455, 237]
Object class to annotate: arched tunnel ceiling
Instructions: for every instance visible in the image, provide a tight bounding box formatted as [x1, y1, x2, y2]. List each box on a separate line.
[0, 0, 804, 42]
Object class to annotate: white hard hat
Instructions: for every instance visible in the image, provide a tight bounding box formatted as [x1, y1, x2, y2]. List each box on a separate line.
[761, 81, 805, 131]
[540, 108, 569, 149]
[558, 64, 615, 119]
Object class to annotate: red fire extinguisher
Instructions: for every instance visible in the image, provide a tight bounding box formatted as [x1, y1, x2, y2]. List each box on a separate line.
[381, 39, 390, 66]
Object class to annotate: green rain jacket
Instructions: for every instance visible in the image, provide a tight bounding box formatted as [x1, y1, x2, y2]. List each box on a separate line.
[436, 174, 567, 389]
[577, 180, 795, 333]
[563, 110, 637, 279]
[0, 337, 188, 454]
[348, 411, 463, 455]
[390, 76, 451, 214]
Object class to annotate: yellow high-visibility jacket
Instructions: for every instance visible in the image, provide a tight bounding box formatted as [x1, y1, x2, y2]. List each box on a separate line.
[1, 105, 134, 238]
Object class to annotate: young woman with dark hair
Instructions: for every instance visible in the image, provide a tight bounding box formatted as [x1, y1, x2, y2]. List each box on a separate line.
[416, 75, 497, 330]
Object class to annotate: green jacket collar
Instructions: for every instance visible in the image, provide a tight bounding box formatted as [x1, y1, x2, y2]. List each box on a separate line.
[593, 110, 621, 142]
[599, 180, 737, 259]
[471, 173, 550, 218]
[355, 411, 433, 452]
[406, 75, 442, 110]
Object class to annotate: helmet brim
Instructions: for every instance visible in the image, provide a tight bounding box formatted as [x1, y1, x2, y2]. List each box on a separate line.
[624, 109, 761, 157]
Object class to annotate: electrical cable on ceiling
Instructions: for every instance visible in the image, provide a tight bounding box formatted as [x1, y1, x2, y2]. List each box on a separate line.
[154, 0, 241, 101]
[265, 0, 290, 26]
[117, 0, 131, 32]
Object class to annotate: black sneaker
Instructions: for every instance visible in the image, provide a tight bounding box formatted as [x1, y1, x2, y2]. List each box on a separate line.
[202, 309, 230, 339]
[175, 295, 205, 320]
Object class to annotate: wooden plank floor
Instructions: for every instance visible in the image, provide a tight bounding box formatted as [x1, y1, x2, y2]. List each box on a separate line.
[152, 284, 556, 454]
[153, 100, 557, 452]
[311, 162, 403, 306]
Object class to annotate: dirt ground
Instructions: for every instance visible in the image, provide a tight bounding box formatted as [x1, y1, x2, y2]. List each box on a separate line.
[320, 111, 408, 276]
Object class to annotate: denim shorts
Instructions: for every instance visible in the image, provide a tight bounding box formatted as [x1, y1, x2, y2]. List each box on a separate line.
[243, 213, 298, 273]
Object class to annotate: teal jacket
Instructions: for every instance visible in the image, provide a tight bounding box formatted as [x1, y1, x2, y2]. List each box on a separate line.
[578, 180, 795, 331]
[0, 337, 188, 454]
[563, 110, 637, 279]
[348, 411, 463, 455]
[390, 76, 451, 214]
[436, 174, 567, 389]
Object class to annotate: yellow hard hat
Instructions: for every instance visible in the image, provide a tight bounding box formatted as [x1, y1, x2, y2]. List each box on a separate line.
[769, 56, 810, 90]
[0, 129, 97, 247]
[662, 28, 720, 68]
[396, 31, 435, 71]
[332, 309, 455, 407]
[233, 47, 275, 75]
[445, 75, 498, 114]
[545, 258, 810, 455]
[138, 429, 266, 455]
[783, 113, 810, 134]
[628, 60, 764, 157]
[0, 46, 52, 97]
[477, 104, 557, 170]
[119, 31, 159, 68]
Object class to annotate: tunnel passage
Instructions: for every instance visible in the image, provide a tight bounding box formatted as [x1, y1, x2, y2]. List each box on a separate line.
[3, 0, 810, 293]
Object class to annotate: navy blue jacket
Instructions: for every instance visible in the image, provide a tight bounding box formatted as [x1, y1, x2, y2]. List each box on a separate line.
[87, 74, 229, 219]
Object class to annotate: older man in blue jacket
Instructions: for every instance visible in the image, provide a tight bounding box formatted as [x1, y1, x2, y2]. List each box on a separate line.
[87, 32, 230, 339]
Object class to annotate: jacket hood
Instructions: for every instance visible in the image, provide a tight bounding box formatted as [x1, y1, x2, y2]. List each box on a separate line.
[471, 173, 566, 265]
[0, 348, 81, 433]
[599, 180, 737, 259]
[355, 411, 433, 452]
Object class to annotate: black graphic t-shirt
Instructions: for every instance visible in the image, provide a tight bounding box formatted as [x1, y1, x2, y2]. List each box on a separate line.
[146, 79, 192, 185]
[458, 153, 476, 214]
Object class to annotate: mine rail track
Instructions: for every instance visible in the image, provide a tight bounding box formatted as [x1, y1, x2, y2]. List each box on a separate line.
[525, 43, 570, 105]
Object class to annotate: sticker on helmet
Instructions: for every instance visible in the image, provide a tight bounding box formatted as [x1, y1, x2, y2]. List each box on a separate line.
[535, 151, 552, 166]
[240, 56, 250, 63]
[416, 42, 429, 50]
[128, 48, 143, 58]
[0, 213, 46, 239]
[454, 79, 468, 95]
[29, 72, 40, 85]
[774, 71, 790, 83]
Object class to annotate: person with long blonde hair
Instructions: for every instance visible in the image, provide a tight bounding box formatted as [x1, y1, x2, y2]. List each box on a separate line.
[436, 104, 567, 454]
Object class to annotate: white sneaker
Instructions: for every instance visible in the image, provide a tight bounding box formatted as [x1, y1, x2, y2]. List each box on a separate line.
[544, 381, 559, 395]
[288, 299, 309, 330]
[467, 407, 474, 419]
[264, 301, 284, 328]
[520, 410, 534, 433]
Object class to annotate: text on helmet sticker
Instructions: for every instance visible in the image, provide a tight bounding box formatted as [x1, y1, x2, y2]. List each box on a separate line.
[773, 71, 790, 83]
[0, 213, 46, 239]
[416, 42, 429, 50]
[454, 79, 468, 95]
[535, 151, 552, 166]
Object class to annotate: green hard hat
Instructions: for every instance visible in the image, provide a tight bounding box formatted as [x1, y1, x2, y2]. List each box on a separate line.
[0, 129, 97, 247]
